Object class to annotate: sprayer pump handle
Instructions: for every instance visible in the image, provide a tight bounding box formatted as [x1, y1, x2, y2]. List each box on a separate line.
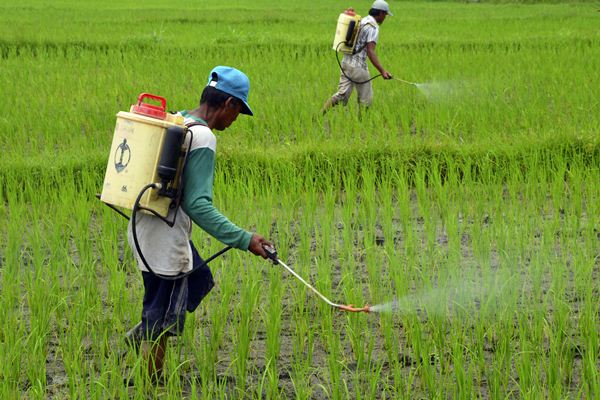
[262, 244, 279, 265]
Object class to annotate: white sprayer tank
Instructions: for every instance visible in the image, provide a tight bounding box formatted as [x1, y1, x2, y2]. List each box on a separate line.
[332, 10, 361, 54]
[100, 93, 186, 217]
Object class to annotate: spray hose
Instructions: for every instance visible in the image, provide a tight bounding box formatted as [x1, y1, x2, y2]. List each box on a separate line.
[262, 244, 370, 313]
[105, 187, 367, 307]
[98, 182, 232, 281]
[130, 183, 232, 281]
[335, 41, 381, 85]
[334, 42, 419, 88]
[99, 127, 234, 281]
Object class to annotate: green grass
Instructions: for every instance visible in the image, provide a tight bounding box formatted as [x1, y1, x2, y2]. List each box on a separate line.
[1, 0, 599, 398]
[0, 1, 598, 171]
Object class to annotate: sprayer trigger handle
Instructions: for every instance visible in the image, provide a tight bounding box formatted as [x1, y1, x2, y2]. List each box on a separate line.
[262, 244, 278, 265]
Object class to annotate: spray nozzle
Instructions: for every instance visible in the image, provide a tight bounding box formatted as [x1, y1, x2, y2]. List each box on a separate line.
[337, 304, 371, 313]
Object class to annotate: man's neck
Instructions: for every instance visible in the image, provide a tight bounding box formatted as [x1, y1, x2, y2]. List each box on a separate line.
[188, 105, 214, 129]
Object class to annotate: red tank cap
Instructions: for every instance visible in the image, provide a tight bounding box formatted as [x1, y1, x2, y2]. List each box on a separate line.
[131, 93, 167, 120]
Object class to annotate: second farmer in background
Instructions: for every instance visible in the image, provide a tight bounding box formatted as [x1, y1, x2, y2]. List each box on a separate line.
[321, 0, 393, 114]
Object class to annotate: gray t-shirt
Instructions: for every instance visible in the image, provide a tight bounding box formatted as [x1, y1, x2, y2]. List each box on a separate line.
[343, 15, 379, 70]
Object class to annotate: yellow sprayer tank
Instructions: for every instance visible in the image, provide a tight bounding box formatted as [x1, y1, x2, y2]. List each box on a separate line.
[100, 93, 186, 217]
[332, 9, 361, 54]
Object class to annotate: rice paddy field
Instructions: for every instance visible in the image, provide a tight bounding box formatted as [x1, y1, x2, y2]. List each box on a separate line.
[1, 0, 599, 398]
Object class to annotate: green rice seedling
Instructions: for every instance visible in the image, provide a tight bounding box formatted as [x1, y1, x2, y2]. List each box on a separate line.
[2, 160, 598, 397]
[231, 258, 261, 395]
[321, 309, 343, 400]
[289, 324, 314, 399]
[1, 1, 599, 398]
[262, 266, 284, 398]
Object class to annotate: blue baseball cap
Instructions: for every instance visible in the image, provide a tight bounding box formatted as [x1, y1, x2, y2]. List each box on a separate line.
[206, 66, 253, 116]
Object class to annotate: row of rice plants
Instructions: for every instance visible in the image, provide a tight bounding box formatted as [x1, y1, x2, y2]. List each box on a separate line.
[1, 151, 597, 398]
[2, 1, 597, 47]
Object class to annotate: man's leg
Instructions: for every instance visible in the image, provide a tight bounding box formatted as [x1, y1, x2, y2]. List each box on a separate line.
[138, 272, 188, 383]
[322, 68, 353, 114]
[142, 335, 168, 381]
[355, 68, 373, 110]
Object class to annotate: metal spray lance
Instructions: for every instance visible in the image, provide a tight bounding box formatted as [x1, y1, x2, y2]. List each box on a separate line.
[262, 245, 371, 313]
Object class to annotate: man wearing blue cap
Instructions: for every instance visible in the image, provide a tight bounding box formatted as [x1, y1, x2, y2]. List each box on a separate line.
[321, 0, 393, 114]
[126, 66, 271, 382]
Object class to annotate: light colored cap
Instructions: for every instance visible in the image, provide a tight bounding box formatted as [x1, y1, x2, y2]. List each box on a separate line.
[371, 0, 393, 16]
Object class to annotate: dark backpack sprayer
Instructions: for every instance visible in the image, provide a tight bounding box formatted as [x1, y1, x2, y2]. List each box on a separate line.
[98, 93, 232, 280]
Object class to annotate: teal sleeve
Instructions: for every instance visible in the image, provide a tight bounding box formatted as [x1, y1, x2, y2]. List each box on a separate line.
[181, 147, 252, 250]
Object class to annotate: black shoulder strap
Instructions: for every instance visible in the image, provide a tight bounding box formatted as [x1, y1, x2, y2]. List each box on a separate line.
[352, 21, 378, 55]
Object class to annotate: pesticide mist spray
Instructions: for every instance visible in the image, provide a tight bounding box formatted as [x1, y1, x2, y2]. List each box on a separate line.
[414, 81, 466, 101]
[369, 271, 519, 318]
[394, 77, 470, 102]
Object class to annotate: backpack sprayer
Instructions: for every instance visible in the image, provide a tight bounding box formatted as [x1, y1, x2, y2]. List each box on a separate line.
[100, 93, 187, 217]
[99, 93, 232, 280]
[333, 9, 362, 55]
[332, 9, 419, 88]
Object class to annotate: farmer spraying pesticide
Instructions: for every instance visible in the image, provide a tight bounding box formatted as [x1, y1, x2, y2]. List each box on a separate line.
[321, 0, 394, 114]
[123, 66, 272, 382]
[100, 66, 374, 386]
